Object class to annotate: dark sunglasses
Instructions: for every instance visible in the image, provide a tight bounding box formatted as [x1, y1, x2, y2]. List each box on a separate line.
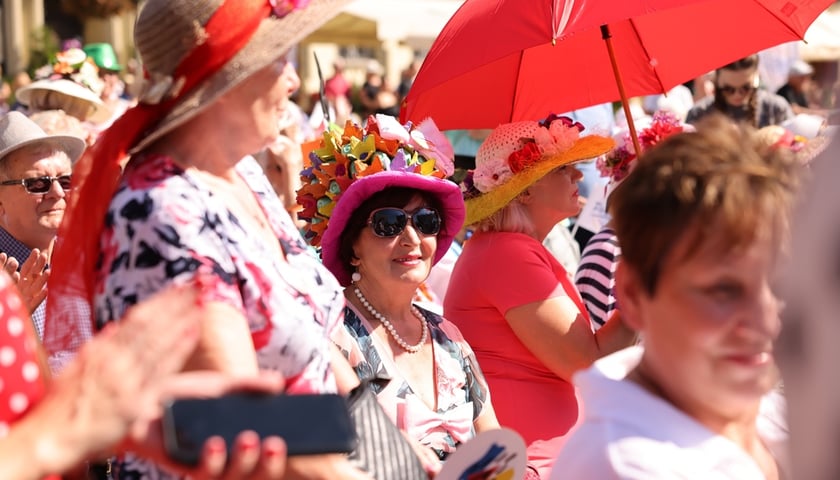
[367, 207, 442, 237]
[0, 174, 73, 194]
[719, 83, 755, 96]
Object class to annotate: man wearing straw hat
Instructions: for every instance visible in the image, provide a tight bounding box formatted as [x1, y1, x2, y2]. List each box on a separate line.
[0, 112, 85, 338]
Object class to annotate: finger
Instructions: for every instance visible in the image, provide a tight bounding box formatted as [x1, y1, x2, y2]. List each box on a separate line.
[18, 249, 40, 280]
[27, 283, 48, 314]
[256, 436, 287, 479]
[0, 252, 7, 268]
[32, 269, 49, 292]
[196, 435, 228, 478]
[223, 431, 261, 478]
[34, 250, 49, 274]
[6, 257, 19, 281]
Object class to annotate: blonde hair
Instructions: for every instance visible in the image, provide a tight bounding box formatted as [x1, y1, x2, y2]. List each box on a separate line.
[473, 196, 535, 235]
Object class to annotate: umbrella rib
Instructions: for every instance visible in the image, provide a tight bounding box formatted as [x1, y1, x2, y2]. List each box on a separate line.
[510, 49, 524, 123]
[627, 18, 667, 95]
[751, 0, 808, 40]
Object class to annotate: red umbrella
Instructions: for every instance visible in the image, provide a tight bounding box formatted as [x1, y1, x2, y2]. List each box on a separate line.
[401, 0, 831, 152]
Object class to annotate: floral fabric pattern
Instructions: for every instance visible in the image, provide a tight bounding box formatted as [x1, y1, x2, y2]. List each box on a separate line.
[333, 304, 490, 457]
[94, 154, 345, 479]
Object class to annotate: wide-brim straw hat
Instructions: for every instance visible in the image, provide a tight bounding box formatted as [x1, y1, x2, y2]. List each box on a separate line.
[320, 171, 465, 287]
[464, 119, 614, 225]
[130, 0, 348, 153]
[16, 78, 104, 112]
[0, 111, 86, 163]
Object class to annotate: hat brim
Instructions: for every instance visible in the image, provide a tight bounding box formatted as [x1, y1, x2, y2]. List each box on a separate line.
[464, 135, 615, 225]
[320, 171, 466, 287]
[0, 134, 86, 165]
[130, 0, 349, 154]
[16, 79, 104, 110]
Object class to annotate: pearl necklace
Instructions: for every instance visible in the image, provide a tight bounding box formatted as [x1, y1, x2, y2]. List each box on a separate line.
[354, 286, 427, 354]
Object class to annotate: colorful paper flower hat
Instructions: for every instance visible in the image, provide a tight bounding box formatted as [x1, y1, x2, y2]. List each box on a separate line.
[460, 114, 615, 225]
[297, 114, 465, 285]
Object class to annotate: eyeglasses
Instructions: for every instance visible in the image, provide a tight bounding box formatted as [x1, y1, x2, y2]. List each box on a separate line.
[719, 83, 755, 96]
[367, 207, 442, 237]
[0, 175, 73, 194]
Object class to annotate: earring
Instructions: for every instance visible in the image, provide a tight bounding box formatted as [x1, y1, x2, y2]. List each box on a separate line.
[351, 271, 361, 283]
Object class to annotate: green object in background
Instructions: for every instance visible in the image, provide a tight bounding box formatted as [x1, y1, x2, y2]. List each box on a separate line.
[83, 43, 123, 72]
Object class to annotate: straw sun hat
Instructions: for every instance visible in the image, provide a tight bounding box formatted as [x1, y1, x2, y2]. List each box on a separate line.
[130, 0, 349, 153]
[16, 48, 105, 120]
[461, 115, 615, 225]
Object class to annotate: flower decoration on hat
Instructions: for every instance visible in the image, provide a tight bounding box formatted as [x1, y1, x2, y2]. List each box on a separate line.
[269, 0, 310, 16]
[597, 111, 687, 183]
[758, 124, 826, 165]
[297, 114, 455, 247]
[462, 115, 585, 199]
[33, 48, 104, 97]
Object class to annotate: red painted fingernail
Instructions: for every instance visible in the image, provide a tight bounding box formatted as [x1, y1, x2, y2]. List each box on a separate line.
[263, 443, 283, 458]
[239, 436, 259, 451]
[207, 439, 226, 455]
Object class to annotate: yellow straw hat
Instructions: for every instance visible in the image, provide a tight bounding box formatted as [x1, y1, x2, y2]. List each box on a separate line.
[461, 115, 614, 225]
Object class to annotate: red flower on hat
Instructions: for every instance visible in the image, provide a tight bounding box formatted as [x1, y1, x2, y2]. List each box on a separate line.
[599, 111, 686, 183]
[507, 141, 541, 173]
[269, 0, 310, 18]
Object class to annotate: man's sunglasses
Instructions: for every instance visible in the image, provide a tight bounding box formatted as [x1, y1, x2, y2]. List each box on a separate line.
[719, 83, 755, 96]
[367, 207, 442, 237]
[0, 175, 73, 194]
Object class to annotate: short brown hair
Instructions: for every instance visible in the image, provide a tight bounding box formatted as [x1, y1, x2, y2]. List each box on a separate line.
[610, 114, 801, 295]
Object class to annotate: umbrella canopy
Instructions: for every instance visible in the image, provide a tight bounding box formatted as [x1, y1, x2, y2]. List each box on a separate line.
[401, 0, 833, 130]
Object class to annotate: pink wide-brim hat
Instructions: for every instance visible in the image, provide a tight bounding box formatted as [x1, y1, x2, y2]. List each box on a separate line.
[320, 170, 465, 287]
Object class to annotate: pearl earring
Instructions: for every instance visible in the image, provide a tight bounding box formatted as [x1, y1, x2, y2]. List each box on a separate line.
[351, 271, 361, 283]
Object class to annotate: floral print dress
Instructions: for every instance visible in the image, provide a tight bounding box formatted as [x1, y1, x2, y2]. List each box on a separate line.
[94, 153, 345, 479]
[333, 303, 491, 458]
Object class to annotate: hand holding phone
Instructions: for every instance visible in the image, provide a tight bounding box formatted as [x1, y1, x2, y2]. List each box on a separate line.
[162, 392, 357, 466]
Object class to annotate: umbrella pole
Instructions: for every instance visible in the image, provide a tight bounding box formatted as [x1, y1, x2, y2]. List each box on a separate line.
[600, 25, 642, 157]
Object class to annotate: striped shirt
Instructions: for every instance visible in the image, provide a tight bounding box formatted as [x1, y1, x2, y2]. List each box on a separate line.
[575, 227, 621, 330]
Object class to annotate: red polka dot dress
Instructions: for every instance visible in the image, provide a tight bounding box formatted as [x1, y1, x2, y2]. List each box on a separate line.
[0, 273, 46, 439]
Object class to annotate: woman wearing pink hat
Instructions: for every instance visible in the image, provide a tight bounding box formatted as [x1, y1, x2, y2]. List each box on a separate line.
[299, 114, 501, 475]
[445, 115, 638, 477]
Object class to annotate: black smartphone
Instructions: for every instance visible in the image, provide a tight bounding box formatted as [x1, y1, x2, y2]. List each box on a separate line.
[162, 392, 357, 466]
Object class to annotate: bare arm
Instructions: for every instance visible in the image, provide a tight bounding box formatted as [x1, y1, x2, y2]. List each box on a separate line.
[505, 297, 635, 381]
[182, 301, 260, 376]
[330, 343, 361, 395]
[474, 400, 501, 433]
